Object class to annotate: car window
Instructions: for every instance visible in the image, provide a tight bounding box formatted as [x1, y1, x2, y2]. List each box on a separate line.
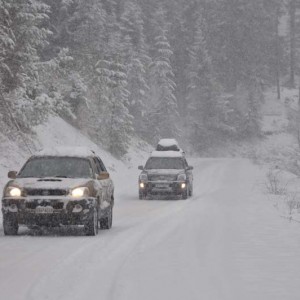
[183, 159, 189, 169]
[97, 157, 107, 172]
[145, 157, 185, 170]
[93, 158, 102, 174]
[18, 157, 93, 178]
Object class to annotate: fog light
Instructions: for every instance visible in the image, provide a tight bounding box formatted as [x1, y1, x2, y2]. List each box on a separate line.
[72, 204, 83, 213]
[181, 183, 186, 189]
[8, 204, 18, 212]
[140, 182, 145, 189]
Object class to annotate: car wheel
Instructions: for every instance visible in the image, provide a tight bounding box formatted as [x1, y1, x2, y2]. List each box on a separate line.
[189, 184, 193, 196]
[182, 186, 189, 200]
[84, 208, 98, 236]
[100, 206, 113, 230]
[139, 191, 147, 200]
[3, 214, 19, 236]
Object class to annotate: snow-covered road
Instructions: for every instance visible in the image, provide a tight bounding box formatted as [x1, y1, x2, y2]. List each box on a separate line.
[0, 159, 300, 300]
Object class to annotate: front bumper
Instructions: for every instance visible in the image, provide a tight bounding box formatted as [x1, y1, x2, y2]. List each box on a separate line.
[2, 197, 97, 226]
[139, 180, 187, 196]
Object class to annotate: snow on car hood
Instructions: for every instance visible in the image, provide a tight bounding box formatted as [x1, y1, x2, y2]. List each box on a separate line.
[145, 169, 184, 175]
[8, 177, 91, 190]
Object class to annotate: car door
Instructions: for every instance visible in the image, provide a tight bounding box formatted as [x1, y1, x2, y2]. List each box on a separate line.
[184, 158, 193, 186]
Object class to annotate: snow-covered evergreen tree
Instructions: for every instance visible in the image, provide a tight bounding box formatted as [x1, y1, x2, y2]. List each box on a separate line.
[120, 0, 151, 137]
[0, 0, 15, 89]
[186, 14, 221, 150]
[0, 0, 292, 155]
[92, 31, 133, 157]
[0, 0, 52, 131]
[107, 31, 134, 157]
[169, 3, 190, 118]
[148, 6, 179, 142]
[0, 0, 50, 92]
[108, 60, 133, 157]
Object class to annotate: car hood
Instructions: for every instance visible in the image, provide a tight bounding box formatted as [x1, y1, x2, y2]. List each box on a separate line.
[145, 169, 184, 176]
[8, 177, 92, 190]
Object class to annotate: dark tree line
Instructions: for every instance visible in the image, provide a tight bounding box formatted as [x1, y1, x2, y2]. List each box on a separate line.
[0, 0, 296, 156]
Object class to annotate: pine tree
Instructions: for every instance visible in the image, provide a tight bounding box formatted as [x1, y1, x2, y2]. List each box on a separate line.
[0, 0, 50, 92]
[120, 0, 151, 136]
[169, 2, 190, 117]
[92, 31, 133, 157]
[247, 84, 262, 136]
[148, 6, 179, 141]
[288, 0, 296, 87]
[0, 0, 15, 88]
[108, 60, 133, 157]
[186, 14, 221, 150]
[0, 0, 52, 131]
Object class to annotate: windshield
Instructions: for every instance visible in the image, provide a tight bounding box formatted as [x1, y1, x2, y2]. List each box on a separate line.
[145, 157, 184, 170]
[18, 157, 93, 178]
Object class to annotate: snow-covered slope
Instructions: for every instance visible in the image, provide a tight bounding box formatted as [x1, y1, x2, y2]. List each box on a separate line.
[34, 116, 141, 172]
[255, 86, 298, 167]
[0, 116, 152, 222]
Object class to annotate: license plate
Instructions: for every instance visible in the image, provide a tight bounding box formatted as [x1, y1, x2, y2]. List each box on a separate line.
[35, 206, 54, 214]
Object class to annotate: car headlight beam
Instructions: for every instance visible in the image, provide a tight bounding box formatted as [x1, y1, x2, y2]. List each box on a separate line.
[5, 187, 22, 197]
[71, 187, 89, 198]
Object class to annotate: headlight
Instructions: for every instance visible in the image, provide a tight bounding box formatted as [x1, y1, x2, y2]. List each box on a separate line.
[5, 187, 22, 197]
[70, 187, 89, 198]
[177, 174, 186, 181]
[139, 174, 148, 181]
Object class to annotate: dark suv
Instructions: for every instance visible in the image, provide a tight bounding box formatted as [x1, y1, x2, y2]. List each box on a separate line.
[1, 147, 114, 236]
[138, 151, 193, 199]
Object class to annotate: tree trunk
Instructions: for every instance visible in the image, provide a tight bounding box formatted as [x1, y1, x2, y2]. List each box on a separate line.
[298, 84, 300, 148]
[276, 6, 281, 100]
[289, 0, 296, 87]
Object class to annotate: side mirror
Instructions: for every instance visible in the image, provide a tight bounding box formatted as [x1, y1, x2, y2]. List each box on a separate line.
[138, 165, 144, 170]
[97, 172, 110, 180]
[187, 166, 193, 170]
[8, 171, 17, 179]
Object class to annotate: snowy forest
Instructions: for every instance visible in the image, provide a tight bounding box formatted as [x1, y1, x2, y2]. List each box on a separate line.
[0, 0, 298, 157]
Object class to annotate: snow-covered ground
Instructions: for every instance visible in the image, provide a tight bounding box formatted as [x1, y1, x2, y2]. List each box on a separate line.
[0, 158, 300, 300]
[255, 86, 300, 222]
[1, 115, 300, 300]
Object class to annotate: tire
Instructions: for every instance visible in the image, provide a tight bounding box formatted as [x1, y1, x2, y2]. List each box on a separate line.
[182, 186, 189, 200]
[189, 184, 193, 197]
[100, 206, 113, 230]
[3, 214, 19, 236]
[139, 191, 147, 200]
[84, 208, 98, 236]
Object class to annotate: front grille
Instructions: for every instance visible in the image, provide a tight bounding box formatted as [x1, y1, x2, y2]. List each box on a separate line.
[26, 189, 67, 196]
[148, 175, 177, 181]
[25, 201, 64, 210]
[52, 202, 64, 209]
